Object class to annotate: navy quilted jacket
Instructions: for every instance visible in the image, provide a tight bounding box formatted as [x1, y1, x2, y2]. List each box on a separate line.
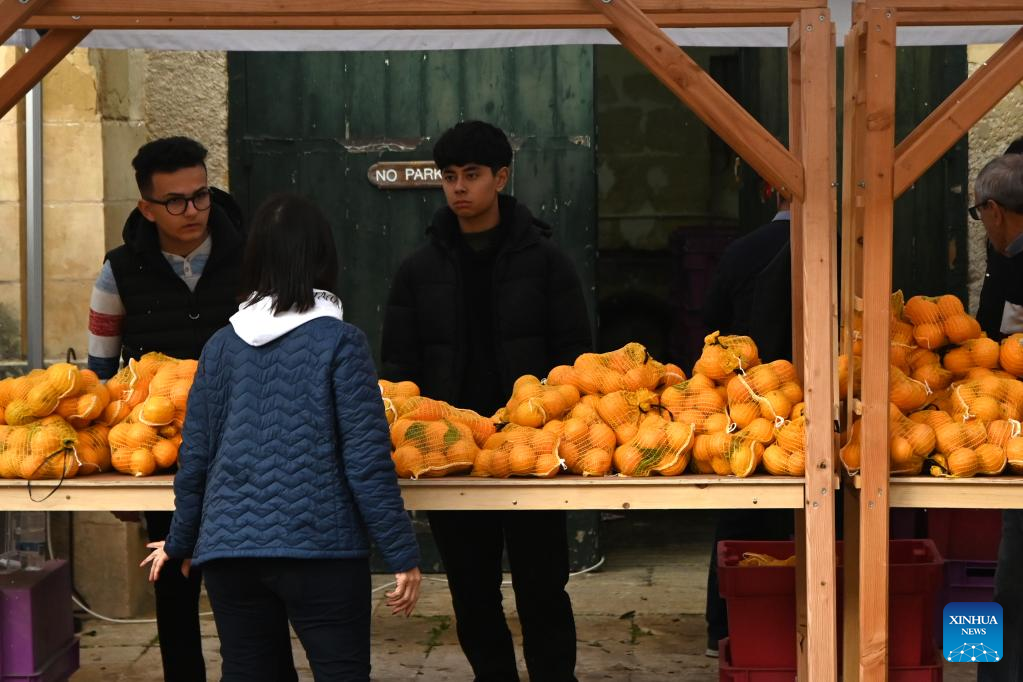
[163, 317, 419, 573]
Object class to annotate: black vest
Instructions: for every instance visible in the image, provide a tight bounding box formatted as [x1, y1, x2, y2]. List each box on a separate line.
[106, 190, 244, 363]
[977, 243, 1023, 341]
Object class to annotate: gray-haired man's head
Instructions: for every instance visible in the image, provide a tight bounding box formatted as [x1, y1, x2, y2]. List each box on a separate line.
[973, 154, 1023, 254]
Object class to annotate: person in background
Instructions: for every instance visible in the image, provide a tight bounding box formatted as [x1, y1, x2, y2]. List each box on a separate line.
[381, 120, 592, 681]
[143, 193, 421, 682]
[700, 185, 795, 657]
[974, 140, 1023, 682]
[87, 137, 296, 681]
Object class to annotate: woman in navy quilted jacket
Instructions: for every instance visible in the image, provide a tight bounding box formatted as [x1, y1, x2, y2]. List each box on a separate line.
[142, 193, 421, 682]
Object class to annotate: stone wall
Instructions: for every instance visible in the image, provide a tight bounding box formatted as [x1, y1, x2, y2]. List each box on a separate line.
[966, 44, 1023, 313]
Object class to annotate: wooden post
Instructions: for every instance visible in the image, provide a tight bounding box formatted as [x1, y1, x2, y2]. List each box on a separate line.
[0, 0, 55, 47]
[857, 5, 896, 681]
[591, 0, 805, 200]
[0, 28, 88, 120]
[840, 19, 867, 682]
[791, 8, 838, 682]
[893, 25, 1023, 197]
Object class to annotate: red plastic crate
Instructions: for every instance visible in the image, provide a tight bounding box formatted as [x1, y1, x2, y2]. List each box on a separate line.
[718, 539, 943, 670]
[926, 509, 1002, 561]
[719, 638, 941, 682]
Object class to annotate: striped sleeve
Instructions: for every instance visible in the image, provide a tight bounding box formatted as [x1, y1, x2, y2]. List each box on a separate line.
[87, 261, 125, 380]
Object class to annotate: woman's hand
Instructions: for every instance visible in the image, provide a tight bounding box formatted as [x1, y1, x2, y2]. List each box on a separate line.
[139, 541, 191, 582]
[387, 567, 422, 617]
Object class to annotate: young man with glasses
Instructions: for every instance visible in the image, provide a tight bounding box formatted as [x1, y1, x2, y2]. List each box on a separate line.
[87, 137, 297, 682]
[976, 139, 1023, 682]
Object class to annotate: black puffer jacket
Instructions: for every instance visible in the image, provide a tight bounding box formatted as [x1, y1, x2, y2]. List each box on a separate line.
[381, 195, 593, 412]
[977, 243, 1023, 340]
[106, 188, 244, 364]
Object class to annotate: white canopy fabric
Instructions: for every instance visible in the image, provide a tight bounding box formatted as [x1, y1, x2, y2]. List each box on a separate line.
[2, 1, 1019, 51]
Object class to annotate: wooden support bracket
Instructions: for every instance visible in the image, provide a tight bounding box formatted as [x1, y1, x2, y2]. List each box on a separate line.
[0, 28, 88, 120]
[591, 0, 805, 200]
[894, 25, 1023, 197]
[0, 0, 55, 46]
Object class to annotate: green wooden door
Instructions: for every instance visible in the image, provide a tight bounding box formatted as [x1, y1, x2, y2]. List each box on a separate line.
[228, 48, 597, 364]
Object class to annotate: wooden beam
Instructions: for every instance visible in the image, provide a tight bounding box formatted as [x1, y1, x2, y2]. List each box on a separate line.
[23, 12, 803, 30]
[37, 0, 820, 15]
[876, 0, 1023, 10]
[857, 7, 896, 682]
[592, 0, 805, 200]
[791, 9, 838, 682]
[897, 10, 1023, 25]
[0, 0, 55, 47]
[0, 28, 88, 121]
[894, 26, 1023, 197]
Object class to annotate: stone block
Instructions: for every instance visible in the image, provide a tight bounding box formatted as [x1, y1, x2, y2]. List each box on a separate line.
[0, 203, 22, 282]
[43, 277, 92, 359]
[104, 200, 137, 252]
[72, 511, 155, 619]
[101, 120, 148, 201]
[42, 49, 99, 123]
[94, 49, 147, 122]
[43, 121, 104, 202]
[0, 120, 23, 202]
[44, 202, 107, 280]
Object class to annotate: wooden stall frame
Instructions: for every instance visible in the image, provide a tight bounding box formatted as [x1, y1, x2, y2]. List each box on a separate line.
[0, 1, 838, 678]
[842, 2, 1023, 681]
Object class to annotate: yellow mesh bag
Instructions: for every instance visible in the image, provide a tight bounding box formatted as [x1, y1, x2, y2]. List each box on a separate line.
[0, 416, 79, 480]
[764, 417, 806, 477]
[396, 396, 495, 448]
[390, 418, 478, 479]
[942, 338, 1000, 378]
[379, 380, 420, 424]
[504, 375, 580, 427]
[660, 374, 730, 434]
[725, 360, 802, 429]
[109, 417, 180, 477]
[999, 333, 1023, 377]
[903, 294, 982, 349]
[546, 342, 668, 395]
[693, 332, 760, 383]
[612, 413, 693, 477]
[473, 426, 561, 478]
[543, 398, 617, 476]
[596, 389, 661, 445]
[75, 423, 111, 476]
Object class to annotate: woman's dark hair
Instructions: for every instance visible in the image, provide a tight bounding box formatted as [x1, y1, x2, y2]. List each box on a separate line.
[433, 120, 513, 172]
[240, 193, 339, 314]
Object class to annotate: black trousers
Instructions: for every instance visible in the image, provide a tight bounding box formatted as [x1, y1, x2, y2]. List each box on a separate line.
[428, 510, 578, 682]
[704, 509, 794, 647]
[145, 512, 297, 682]
[203, 558, 371, 682]
[978, 510, 1023, 682]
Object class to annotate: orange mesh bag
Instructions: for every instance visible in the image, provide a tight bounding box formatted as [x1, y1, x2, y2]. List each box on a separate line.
[689, 418, 772, 477]
[54, 370, 111, 429]
[74, 423, 111, 476]
[143, 358, 198, 428]
[505, 375, 580, 428]
[612, 412, 693, 477]
[889, 366, 931, 414]
[906, 348, 953, 392]
[596, 389, 661, 446]
[396, 396, 495, 448]
[109, 416, 181, 477]
[903, 294, 981, 349]
[942, 338, 1000, 378]
[942, 375, 1023, 423]
[660, 374, 730, 435]
[656, 363, 688, 391]
[693, 332, 761, 383]
[764, 417, 806, 476]
[2, 364, 87, 426]
[999, 333, 1023, 376]
[547, 342, 668, 395]
[692, 431, 732, 475]
[929, 442, 1006, 478]
[725, 360, 802, 429]
[473, 425, 561, 478]
[841, 405, 936, 475]
[850, 292, 915, 362]
[0, 416, 79, 480]
[543, 400, 617, 476]
[379, 380, 419, 424]
[390, 418, 478, 479]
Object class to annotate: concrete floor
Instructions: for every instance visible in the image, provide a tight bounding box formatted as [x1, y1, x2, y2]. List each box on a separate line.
[68, 511, 977, 681]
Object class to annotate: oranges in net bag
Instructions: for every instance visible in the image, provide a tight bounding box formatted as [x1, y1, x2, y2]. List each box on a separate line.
[473, 425, 562, 478]
[390, 418, 478, 479]
[0, 364, 97, 426]
[903, 294, 982, 350]
[0, 416, 79, 480]
[660, 374, 729, 435]
[504, 375, 579, 428]
[75, 423, 111, 476]
[109, 409, 182, 477]
[396, 396, 495, 448]
[542, 397, 617, 476]
[693, 332, 760, 384]
[546, 342, 675, 395]
[379, 380, 420, 424]
[724, 360, 802, 429]
[763, 417, 806, 477]
[611, 412, 693, 477]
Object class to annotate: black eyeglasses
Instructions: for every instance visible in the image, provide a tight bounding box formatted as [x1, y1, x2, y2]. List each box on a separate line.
[144, 189, 212, 216]
[968, 199, 990, 221]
